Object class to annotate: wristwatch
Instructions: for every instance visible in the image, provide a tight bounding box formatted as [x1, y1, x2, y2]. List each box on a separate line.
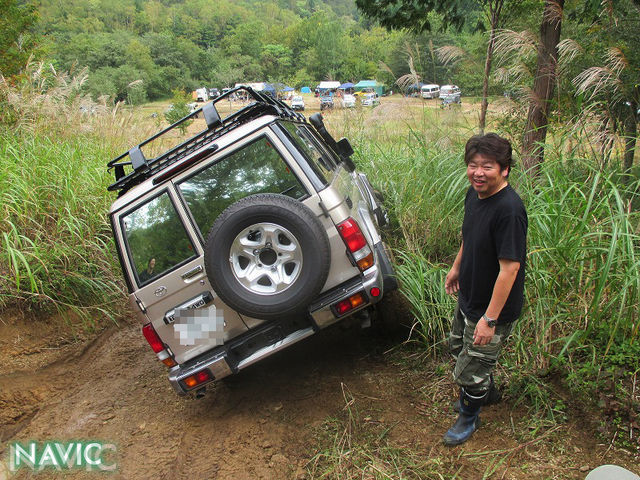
[482, 313, 497, 328]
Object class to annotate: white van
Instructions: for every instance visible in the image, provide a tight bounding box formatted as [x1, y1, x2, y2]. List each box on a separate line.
[421, 84, 440, 99]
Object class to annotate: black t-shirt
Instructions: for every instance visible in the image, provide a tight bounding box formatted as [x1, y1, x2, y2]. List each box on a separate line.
[459, 184, 527, 324]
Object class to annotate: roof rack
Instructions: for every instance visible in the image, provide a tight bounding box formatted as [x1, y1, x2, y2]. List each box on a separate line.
[107, 86, 305, 194]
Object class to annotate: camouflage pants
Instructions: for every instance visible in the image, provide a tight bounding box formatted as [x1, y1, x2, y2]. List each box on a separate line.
[449, 302, 514, 395]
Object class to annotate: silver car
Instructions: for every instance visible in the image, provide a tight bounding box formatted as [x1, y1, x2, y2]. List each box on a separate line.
[107, 87, 397, 396]
[440, 85, 461, 104]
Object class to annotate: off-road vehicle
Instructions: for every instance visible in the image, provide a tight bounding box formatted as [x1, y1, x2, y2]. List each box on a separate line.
[107, 87, 396, 396]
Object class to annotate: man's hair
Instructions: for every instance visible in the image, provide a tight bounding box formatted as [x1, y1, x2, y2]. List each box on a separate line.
[464, 133, 513, 175]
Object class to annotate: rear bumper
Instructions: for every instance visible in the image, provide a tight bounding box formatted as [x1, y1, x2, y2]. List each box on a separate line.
[167, 241, 397, 395]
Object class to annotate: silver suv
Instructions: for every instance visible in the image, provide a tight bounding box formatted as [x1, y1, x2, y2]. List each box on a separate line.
[107, 87, 396, 396]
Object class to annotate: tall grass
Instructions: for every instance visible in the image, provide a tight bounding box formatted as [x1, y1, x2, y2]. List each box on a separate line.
[352, 106, 640, 414]
[0, 61, 150, 326]
[0, 132, 125, 325]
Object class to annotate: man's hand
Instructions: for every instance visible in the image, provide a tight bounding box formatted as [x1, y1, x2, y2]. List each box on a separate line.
[444, 267, 460, 295]
[473, 318, 495, 345]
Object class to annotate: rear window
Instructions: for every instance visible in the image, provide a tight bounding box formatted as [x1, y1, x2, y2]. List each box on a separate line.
[279, 122, 337, 184]
[177, 135, 307, 239]
[121, 191, 197, 286]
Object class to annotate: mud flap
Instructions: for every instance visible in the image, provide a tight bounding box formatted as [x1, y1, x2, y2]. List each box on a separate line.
[374, 242, 398, 293]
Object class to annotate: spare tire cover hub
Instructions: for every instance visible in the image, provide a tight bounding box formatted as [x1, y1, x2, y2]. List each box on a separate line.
[230, 222, 303, 295]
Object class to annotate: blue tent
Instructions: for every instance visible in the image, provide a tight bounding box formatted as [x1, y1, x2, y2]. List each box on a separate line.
[339, 82, 354, 89]
[301, 86, 311, 93]
[282, 86, 294, 92]
[263, 83, 276, 98]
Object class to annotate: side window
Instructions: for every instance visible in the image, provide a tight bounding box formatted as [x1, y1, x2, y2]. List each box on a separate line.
[122, 192, 197, 286]
[280, 122, 338, 184]
[178, 136, 307, 238]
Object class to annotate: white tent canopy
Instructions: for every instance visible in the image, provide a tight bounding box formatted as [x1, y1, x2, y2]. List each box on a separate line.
[317, 81, 341, 90]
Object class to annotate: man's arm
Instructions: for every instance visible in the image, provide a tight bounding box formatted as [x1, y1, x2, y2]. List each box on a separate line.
[444, 242, 463, 295]
[473, 258, 520, 346]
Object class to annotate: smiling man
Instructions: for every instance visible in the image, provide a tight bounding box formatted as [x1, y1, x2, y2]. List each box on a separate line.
[443, 133, 528, 446]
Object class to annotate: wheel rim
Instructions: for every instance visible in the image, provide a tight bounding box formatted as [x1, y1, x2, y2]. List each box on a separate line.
[229, 222, 303, 295]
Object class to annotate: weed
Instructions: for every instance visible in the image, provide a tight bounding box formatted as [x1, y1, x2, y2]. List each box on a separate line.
[306, 383, 447, 479]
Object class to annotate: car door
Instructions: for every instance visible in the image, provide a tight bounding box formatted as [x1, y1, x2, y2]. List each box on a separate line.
[116, 187, 248, 365]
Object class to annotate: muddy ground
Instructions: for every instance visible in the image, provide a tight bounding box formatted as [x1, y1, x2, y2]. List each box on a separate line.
[1, 298, 638, 480]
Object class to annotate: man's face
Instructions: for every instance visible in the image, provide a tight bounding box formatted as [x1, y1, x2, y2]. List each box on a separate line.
[466, 153, 508, 199]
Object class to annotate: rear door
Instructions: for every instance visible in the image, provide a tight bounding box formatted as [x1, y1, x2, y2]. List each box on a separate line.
[116, 187, 248, 365]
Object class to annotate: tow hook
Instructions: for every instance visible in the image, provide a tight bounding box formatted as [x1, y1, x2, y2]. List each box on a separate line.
[195, 387, 207, 399]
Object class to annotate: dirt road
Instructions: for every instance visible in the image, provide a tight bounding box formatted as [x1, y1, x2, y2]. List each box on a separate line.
[1, 302, 638, 479]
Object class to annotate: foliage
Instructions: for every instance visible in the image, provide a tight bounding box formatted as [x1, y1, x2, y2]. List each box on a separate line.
[164, 89, 193, 134]
[0, 62, 156, 326]
[358, 109, 639, 431]
[0, 0, 39, 77]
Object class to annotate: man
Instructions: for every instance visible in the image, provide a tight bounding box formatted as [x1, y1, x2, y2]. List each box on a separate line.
[443, 133, 528, 446]
[139, 257, 156, 283]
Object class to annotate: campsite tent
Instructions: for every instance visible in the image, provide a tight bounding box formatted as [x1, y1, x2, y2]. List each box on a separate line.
[301, 86, 311, 93]
[354, 80, 385, 96]
[317, 81, 341, 91]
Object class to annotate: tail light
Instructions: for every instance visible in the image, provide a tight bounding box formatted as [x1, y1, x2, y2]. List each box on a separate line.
[142, 323, 164, 353]
[181, 369, 213, 389]
[333, 292, 367, 316]
[143, 323, 177, 367]
[337, 218, 374, 271]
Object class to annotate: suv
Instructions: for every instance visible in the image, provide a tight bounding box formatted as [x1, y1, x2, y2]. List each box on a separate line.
[440, 85, 461, 105]
[107, 87, 397, 396]
[320, 94, 334, 110]
[291, 95, 305, 111]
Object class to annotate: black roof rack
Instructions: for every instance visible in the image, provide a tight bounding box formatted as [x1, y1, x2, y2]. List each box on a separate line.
[107, 86, 305, 194]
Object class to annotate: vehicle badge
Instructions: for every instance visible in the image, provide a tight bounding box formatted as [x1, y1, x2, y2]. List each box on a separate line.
[154, 286, 167, 297]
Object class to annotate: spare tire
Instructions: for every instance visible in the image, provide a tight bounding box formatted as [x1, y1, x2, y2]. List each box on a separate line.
[204, 193, 331, 320]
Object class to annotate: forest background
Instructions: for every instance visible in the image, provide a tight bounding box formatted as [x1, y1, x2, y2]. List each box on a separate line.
[1, 0, 540, 104]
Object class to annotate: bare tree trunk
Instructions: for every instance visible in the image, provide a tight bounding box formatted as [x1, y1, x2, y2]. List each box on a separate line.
[522, 0, 565, 173]
[479, 1, 504, 135]
[479, 27, 496, 134]
[623, 109, 637, 183]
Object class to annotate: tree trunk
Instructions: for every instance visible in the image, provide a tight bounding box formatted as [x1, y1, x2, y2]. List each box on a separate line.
[521, 0, 565, 173]
[479, 1, 504, 135]
[623, 109, 637, 183]
[478, 27, 496, 135]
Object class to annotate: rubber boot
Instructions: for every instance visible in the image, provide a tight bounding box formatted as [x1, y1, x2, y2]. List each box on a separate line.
[452, 374, 501, 411]
[443, 389, 487, 446]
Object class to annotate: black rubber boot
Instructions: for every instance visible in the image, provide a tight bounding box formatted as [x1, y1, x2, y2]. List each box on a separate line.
[443, 389, 487, 446]
[452, 375, 501, 411]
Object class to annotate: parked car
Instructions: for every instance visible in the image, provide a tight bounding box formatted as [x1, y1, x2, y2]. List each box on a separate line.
[291, 95, 305, 111]
[195, 88, 208, 102]
[342, 94, 356, 108]
[421, 84, 440, 99]
[320, 95, 334, 110]
[107, 87, 397, 396]
[440, 85, 461, 104]
[361, 93, 380, 107]
[208, 88, 220, 99]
